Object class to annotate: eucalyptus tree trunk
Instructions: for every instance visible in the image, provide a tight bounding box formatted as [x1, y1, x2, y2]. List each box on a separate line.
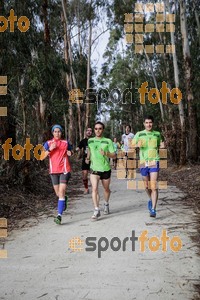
[85, 18, 92, 130]
[62, 0, 82, 143]
[193, 0, 200, 46]
[19, 75, 26, 141]
[36, 0, 51, 144]
[42, 0, 51, 45]
[180, 0, 198, 161]
[62, 1, 74, 146]
[166, 0, 186, 165]
[144, 51, 165, 122]
[36, 95, 47, 144]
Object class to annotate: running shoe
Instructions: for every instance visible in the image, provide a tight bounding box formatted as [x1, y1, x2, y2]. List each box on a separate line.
[84, 189, 89, 195]
[91, 209, 101, 220]
[150, 209, 156, 218]
[148, 199, 152, 212]
[54, 215, 62, 224]
[103, 203, 110, 215]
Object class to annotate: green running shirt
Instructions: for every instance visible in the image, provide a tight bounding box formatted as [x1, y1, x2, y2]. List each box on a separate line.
[132, 130, 161, 161]
[88, 137, 115, 172]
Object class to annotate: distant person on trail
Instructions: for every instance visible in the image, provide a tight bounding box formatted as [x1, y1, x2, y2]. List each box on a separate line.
[131, 115, 165, 218]
[76, 127, 93, 194]
[85, 121, 116, 220]
[121, 125, 135, 152]
[121, 125, 134, 178]
[42, 124, 72, 225]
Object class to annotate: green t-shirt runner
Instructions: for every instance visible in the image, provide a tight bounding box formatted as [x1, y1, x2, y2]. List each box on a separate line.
[132, 130, 161, 163]
[88, 137, 115, 172]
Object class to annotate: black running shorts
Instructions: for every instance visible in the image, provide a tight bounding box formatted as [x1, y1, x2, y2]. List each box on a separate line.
[90, 169, 111, 180]
[50, 173, 71, 185]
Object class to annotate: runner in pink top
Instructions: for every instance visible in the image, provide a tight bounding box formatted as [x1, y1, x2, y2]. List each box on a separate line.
[46, 139, 71, 174]
[42, 124, 72, 224]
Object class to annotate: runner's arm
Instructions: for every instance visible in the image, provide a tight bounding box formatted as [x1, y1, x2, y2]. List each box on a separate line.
[159, 141, 165, 148]
[103, 140, 117, 159]
[106, 151, 116, 159]
[40, 142, 56, 160]
[130, 133, 143, 149]
[67, 150, 72, 156]
[85, 148, 90, 164]
[75, 140, 84, 158]
[121, 134, 124, 145]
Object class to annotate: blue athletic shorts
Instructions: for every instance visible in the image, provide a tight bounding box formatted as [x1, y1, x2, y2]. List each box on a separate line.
[140, 161, 159, 176]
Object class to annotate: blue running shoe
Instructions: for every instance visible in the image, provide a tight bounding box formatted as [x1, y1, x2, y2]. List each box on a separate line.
[150, 208, 156, 218]
[148, 199, 152, 212]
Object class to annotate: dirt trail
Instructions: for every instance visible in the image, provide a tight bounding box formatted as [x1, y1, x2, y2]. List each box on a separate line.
[0, 170, 199, 300]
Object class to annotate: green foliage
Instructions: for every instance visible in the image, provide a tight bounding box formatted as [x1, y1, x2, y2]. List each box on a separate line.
[96, 0, 200, 163]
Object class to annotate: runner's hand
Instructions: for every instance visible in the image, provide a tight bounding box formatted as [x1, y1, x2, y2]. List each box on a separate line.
[85, 157, 90, 164]
[100, 148, 106, 156]
[49, 142, 57, 151]
[160, 141, 165, 148]
[137, 140, 143, 148]
[67, 150, 72, 156]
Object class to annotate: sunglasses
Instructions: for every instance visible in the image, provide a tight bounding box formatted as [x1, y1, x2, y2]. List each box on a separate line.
[94, 128, 103, 130]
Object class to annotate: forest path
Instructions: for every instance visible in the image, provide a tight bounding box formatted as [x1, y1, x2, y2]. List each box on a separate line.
[0, 169, 199, 300]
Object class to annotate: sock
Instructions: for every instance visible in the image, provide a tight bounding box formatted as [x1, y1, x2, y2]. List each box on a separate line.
[95, 207, 99, 210]
[104, 202, 109, 206]
[83, 179, 88, 189]
[58, 199, 65, 215]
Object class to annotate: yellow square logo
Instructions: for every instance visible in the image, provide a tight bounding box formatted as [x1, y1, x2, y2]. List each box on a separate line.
[135, 23, 144, 32]
[135, 34, 144, 43]
[135, 3, 143, 12]
[124, 24, 133, 33]
[135, 45, 144, 54]
[145, 24, 154, 32]
[135, 14, 144, 23]
[124, 13, 133, 22]
[156, 45, 164, 53]
[127, 181, 136, 190]
[125, 34, 133, 44]
[145, 3, 154, 12]
[145, 45, 154, 53]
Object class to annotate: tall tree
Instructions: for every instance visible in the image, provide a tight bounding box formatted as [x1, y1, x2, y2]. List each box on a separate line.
[180, 0, 198, 161]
